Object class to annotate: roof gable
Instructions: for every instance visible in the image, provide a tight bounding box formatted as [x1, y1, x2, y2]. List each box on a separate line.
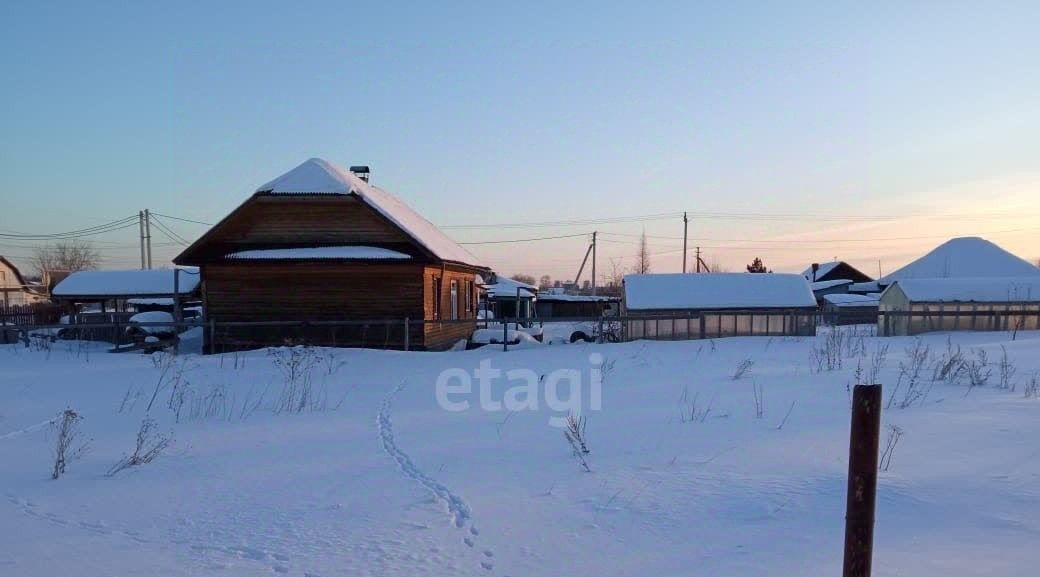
[255, 158, 485, 268]
[0, 256, 28, 287]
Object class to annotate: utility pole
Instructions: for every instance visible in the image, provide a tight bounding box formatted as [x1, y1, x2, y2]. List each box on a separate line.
[144, 209, 153, 269]
[591, 231, 597, 296]
[695, 246, 701, 273]
[138, 210, 146, 270]
[682, 212, 688, 273]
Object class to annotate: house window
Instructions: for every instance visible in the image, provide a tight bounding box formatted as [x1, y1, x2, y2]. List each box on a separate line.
[465, 281, 472, 314]
[450, 280, 459, 320]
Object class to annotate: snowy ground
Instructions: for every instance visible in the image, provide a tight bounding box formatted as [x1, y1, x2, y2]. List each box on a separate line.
[2, 329, 1039, 576]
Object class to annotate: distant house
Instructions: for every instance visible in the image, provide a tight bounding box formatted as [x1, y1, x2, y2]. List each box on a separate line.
[879, 277, 1040, 336]
[482, 275, 538, 320]
[802, 261, 873, 284]
[0, 256, 48, 308]
[174, 158, 489, 352]
[821, 293, 880, 326]
[622, 273, 818, 339]
[535, 290, 618, 318]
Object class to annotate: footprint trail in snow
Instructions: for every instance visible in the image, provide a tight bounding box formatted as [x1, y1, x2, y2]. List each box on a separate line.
[377, 382, 497, 572]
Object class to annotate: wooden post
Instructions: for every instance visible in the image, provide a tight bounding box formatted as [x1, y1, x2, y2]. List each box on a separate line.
[843, 384, 882, 577]
[404, 317, 410, 351]
[208, 318, 215, 355]
[503, 318, 508, 352]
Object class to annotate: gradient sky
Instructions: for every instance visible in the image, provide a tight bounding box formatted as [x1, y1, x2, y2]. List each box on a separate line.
[2, 1, 1038, 280]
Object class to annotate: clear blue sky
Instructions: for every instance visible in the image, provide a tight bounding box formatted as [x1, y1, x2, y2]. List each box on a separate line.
[3, 1, 1038, 278]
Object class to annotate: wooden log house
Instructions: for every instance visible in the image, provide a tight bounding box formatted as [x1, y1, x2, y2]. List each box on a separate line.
[174, 158, 489, 352]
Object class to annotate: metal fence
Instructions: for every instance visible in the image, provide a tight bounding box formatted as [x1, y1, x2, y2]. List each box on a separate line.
[878, 305, 1040, 336]
[0, 309, 875, 352]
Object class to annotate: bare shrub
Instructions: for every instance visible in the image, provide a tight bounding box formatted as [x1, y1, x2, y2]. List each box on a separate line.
[997, 346, 1017, 391]
[931, 338, 965, 385]
[809, 328, 852, 373]
[269, 346, 324, 414]
[866, 343, 889, 384]
[879, 425, 904, 472]
[107, 418, 172, 476]
[563, 413, 591, 472]
[964, 348, 992, 394]
[752, 381, 764, 419]
[888, 339, 931, 409]
[144, 352, 192, 412]
[51, 408, 90, 479]
[678, 385, 715, 423]
[732, 358, 754, 380]
[775, 400, 796, 430]
[1024, 372, 1039, 398]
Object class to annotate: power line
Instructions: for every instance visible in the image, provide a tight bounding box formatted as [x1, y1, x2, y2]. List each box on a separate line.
[150, 212, 215, 227]
[149, 215, 192, 245]
[458, 233, 591, 245]
[442, 212, 681, 230]
[0, 216, 139, 240]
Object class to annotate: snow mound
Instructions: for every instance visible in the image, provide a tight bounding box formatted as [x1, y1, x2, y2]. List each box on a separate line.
[880, 237, 1040, 284]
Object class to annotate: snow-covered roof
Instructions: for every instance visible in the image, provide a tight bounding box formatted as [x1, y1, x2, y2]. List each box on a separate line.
[885, 277, 1040, 303]
[623, 273, 817, 311]
[879, 237, 1040, 285]
[255, 158, 484, 268]
[848, 281, 881, 293]
[225, 246, 411, 261]
[536, 293, 616, 302]
[53, 269, 200, 298]
[485, 276, 538, 298]
[823, 293, 880, 307]
[802, 261, 841, 281]
[810, 279, 853, 291]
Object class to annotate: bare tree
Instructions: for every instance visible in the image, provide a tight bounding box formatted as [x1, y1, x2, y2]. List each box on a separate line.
[708, 256, 729, 273]
[598, 258, 627, 295]
[538, 274, 552, 290]
[32, 240, 100, 278]
[634, 230, 651, 274]
[510, 273, 537, 286]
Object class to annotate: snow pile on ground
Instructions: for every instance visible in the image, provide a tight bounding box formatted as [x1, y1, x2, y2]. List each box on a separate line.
[2, 330, 1039, 576]
[127, 311, 175, 335]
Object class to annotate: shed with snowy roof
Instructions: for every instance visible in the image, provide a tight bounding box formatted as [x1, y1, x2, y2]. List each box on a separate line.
[174, 158, 489, 351]
[621, 273, 818, 339]
[878, 277, 1040, 336]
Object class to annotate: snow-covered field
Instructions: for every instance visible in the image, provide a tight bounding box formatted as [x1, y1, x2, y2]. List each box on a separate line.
[2, 329, 1039, 577]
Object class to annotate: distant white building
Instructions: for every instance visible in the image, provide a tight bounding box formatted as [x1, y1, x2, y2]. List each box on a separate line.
[0, 256, 47, 308]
